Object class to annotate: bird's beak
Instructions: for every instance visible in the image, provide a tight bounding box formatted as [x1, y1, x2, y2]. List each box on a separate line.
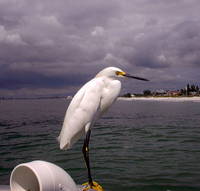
[124, 73, 149, 81]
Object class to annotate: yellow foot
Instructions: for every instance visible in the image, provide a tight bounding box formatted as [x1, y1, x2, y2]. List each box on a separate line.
[82, 181, 104, 191]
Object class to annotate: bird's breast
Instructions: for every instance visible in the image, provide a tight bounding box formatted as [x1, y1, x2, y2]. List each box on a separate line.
[100, 79, 121, 114]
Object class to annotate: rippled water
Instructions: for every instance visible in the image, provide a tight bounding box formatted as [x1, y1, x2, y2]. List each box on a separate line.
[0, 98, 200, 191]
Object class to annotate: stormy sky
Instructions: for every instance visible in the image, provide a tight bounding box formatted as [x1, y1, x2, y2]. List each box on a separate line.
[0, 0, 200, 97]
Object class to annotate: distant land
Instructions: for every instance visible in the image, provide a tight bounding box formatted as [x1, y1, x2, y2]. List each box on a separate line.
[0, 83, 199, 100]
[118, 96, 200, 102]
[121, 83, 200, 98]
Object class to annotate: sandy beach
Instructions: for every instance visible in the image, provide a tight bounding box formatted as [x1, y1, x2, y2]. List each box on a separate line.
[118, 96, 200, 102]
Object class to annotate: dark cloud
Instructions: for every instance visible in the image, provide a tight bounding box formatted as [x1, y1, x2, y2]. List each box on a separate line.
[0, 0, 200, 97]
[0, 68, 90, 90]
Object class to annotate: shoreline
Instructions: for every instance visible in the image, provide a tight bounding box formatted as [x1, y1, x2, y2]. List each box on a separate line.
[118, 96, 200, 102]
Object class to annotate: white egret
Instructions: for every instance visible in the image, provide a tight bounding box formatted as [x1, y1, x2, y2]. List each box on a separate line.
[58, 67, 149, 190]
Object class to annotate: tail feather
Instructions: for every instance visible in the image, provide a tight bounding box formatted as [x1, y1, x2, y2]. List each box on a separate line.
[58, 134, 71, 150]
[60, 142, 71, 150]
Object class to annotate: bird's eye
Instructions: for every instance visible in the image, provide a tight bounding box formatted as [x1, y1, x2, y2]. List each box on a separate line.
[115, 71, 120, 76]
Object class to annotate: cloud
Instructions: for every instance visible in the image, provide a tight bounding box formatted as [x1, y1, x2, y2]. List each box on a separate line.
[0, 0, 200, 96]
[0, 25, 25, 45]
[91, 26, 105, 37]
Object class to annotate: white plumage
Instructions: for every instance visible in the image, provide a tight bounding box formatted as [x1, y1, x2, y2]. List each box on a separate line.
[58, 67, 123, 150]
[57, 66, 148, 188]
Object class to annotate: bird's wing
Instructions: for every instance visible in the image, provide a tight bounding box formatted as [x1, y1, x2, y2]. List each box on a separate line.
[58, 78, 104, 150]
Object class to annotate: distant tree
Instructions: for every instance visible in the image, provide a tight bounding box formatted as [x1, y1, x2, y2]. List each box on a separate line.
[186, 84, 190, 96]
[191, 84, 196, 92]
[196, 85, 199, 92]
[143, 89, 151, 96]
[180, 89, 186, 95]
[123, 93, 132, 98]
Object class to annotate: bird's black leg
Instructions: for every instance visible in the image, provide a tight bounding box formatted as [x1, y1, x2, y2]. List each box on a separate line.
[82, 129, 94, 187]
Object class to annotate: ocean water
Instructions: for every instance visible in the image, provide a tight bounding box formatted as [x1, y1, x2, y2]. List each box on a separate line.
[0, 98, 200, 191]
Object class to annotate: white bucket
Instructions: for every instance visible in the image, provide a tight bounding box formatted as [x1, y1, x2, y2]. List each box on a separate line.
[10, 160, 78, 191]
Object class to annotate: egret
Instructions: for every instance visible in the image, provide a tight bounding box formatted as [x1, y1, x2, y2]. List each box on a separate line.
[58, 67, 149, 190]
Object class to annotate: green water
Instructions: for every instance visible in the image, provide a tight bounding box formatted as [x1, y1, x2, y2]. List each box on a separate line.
[0, 98, 200, 191]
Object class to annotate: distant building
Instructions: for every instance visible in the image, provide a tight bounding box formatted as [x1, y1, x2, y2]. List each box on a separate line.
[189, 91, 198, 96]
[166, 90, 181, 97]
[156, 89, 166, 94]
[66, 96, 73, 100]
[122, 93, 135, 98]
[153, 89, 166, 96]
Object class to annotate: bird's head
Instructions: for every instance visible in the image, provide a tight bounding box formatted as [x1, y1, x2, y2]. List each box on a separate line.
[96, 67, 149, 81]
